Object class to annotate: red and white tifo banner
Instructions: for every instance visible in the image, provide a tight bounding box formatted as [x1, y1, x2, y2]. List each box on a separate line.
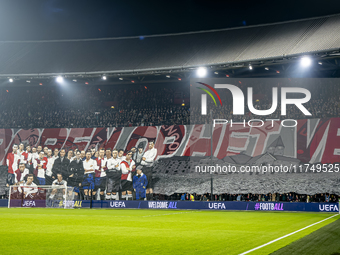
[1, 118, 340, 165]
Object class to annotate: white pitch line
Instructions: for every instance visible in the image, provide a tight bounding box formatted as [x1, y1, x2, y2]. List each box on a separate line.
[0, 211, 199, 218]
[0, 213, 133, 217]
[239, 214, 339, 255]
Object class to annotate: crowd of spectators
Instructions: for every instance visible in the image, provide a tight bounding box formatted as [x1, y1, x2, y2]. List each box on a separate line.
[0, 79, 340, 129]
[156, 192, 339, 202]
[0, 84, 190, 128]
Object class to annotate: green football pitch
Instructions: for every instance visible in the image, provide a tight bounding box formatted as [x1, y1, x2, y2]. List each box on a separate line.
[0, 208, 338, 255]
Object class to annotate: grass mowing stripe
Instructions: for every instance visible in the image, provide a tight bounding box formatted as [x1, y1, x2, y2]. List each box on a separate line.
[0, 211, 197, 218]
[239, 214, 339, 255]
[271, 217, 340, 255]
[0, 209, 336, 255]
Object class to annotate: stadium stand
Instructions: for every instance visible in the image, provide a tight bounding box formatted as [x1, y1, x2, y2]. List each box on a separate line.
[1, 79, 340, 128]
[0, 84, 190, 128]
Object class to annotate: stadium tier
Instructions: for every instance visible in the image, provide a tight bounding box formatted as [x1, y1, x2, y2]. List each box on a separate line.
[1, 79, 340, 129]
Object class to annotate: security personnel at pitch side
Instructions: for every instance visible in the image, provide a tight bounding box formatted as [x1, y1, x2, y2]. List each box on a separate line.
[132, 165, 148, 200]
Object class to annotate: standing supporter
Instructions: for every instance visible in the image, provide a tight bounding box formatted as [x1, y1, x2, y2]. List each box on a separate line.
[43, 146, 49, 156]
[106, 149, 121, 200]
[46, 149, 54, 185]
[105, 148, 112, 160]
[37, 145, 42, 154]
[133, 144, 144, 166]
[33, 151, 47, 185]
[6, 144, 21, 187]
[68, 151, 84, 200]
[31, 147, 39, 162]
[133, 165, 148, 200]
[117, 149, 125, 161]
[82, 151, 96, 200]
[52, 149, 70, 180]
[67, 150, 74, 162]
[90, 148, 96, 159]
[120, 150, 136, 200]
[129, 147, 138, 198]
[130, 147, 137, 162]
[140, 141, 157, 200]
[80, 150, 86, 161]
[52, 148, 59, 160]
[18, 143, 25, 157]
[94, 151, 99, 158]
[94, 148, 107, 200]
[22, 145, 32, 166]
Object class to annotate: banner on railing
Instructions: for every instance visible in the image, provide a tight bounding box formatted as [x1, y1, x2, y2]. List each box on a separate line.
[2, 199, 338, 212]
[1, 118, 340, 165]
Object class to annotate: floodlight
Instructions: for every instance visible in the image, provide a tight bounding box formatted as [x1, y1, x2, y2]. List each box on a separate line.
[300, 56, 312, 67]
[196, 67, 207, 77]
[56, 76, 63, 83]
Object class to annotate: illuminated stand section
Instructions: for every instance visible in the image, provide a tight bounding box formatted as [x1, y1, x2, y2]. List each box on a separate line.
[8, 185, 75, 209]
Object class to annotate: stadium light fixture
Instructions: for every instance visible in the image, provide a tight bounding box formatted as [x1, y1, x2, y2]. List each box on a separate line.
[196, 67, 207, 77]
[300, 56, 312, 67]
[9, 78, 13, 83]
[102, 75, 107, 80]
[56, 76, 64, 83]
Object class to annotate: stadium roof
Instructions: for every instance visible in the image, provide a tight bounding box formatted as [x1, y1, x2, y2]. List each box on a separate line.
[1, 14, 340, 78]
